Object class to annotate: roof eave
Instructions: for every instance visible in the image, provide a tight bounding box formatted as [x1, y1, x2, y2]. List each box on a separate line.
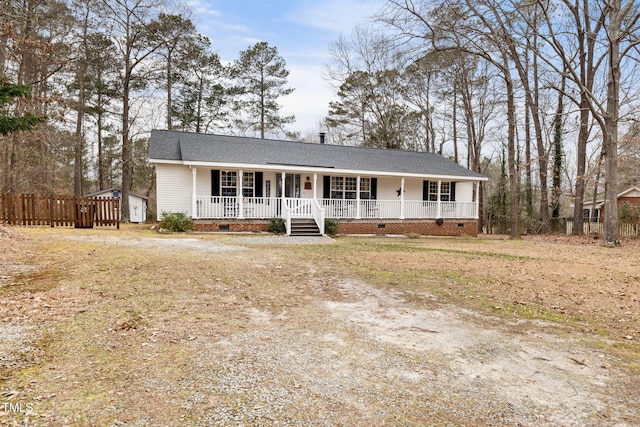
[178, 160, 487, 181]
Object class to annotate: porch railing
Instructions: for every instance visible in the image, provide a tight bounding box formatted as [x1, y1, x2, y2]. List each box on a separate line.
[312, 199, 326, 235]
[321, 199, 477, 220]
[196, 196, 281, 219]
[195, 196, 477, 220]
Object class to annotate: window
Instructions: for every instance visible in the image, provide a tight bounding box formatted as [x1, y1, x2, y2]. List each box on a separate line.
[221, 171, 237, 196]
[345, 177, 357, 199]
[428, 181, 451, 201]
[428, 181, 438, 201]
[242, 172, 254, 197]
[584, 208, 599, 222]
[330, 176, 343, 199]
[440, 182, 451, 201]
[360, 178, 371, 200]
[330, 177, 371, 199]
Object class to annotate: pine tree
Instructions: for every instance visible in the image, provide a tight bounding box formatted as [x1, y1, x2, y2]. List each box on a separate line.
[0, 78, 46, 136]
[231, 42, 294, 138]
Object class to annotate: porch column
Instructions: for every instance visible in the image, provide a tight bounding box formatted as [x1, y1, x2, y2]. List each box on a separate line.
[191, 166, 198, 219]
[238, 169, 244, 219]
[400, 178, 405, 219]
[474, 182, 480, 219]
[281, 172, 286, 216]
[437, 180, 442, 218]
[356, 176, 361, 219]
[313, 173, 318, 201]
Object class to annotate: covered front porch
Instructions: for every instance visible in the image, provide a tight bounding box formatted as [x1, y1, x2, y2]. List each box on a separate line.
[194, 196, 478, 221]
[186, 168, 480, 235]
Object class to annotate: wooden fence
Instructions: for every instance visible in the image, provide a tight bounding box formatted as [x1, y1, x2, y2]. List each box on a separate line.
[565, 221, 639, 238]
[0, 193, 120, 228]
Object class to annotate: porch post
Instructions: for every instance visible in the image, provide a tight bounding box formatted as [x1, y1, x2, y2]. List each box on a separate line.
[191, 166, 198, 219]
[474, 182, 480, 219]
[238, 169, 244, 219]
[437, 180, 442, 218]
[313, 173, 318, 201]
[281, 172, 286, 215]
[356, 176, 361, 219]
[400, 178, 405, 219]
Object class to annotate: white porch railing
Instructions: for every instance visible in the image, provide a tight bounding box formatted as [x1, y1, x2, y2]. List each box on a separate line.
[195, 196, 477, 220]
[196, 196, 281, 219]
[286, 198, 313, 217]
[321, 199, 477, 220]
[312, 199, 326, 235]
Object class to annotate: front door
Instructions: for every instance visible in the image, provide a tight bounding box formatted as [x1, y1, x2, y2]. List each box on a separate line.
[276, 174, 301, 198]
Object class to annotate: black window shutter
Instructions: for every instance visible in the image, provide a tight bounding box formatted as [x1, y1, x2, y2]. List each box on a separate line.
[371, 178, 377, 200]
[450, 182, 456, 201]
[423, 180, 429, 201]
[254, 172, 263, 197]
[211, 170, 220, 196]
[323, 176, 330, 199]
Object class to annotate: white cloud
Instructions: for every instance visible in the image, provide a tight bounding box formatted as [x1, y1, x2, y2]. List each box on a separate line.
[185, 0, 221, 17]
[286, 0, 379, 34]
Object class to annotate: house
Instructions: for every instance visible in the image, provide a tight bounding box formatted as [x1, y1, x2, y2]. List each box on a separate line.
[148, 130, 487, 236]
[84, 187, 149, 223]
[581, 186, 640, 222]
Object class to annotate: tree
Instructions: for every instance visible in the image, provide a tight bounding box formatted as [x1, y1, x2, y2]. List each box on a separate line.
[82, 33, 121, 191]
[232, 41, 294, 138]
[618, 122, 640, 188]
[148, 13, 198, 130]
[535, 0, 640, 245]
[550, 73, 566, 227]
[102, 0, 166, 221]
[382, 0, 521, 238]
[0, 78, 45, 135]
[172, 35, 229, 133]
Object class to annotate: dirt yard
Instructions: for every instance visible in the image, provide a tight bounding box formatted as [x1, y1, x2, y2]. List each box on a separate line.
[0, 225, 639, 426]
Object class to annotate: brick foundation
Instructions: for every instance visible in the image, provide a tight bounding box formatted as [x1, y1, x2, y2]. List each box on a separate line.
[193, 219, 479, 237]
[337, 219, 479, 237]
[193, 220, 269, 233]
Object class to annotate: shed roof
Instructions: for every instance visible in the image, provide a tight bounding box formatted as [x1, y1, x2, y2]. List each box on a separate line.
[149, 130, 486, 180]
[84, 187, 149, 200]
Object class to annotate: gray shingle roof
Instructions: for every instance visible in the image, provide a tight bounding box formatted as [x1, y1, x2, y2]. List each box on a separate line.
[149, 130, 486, 180]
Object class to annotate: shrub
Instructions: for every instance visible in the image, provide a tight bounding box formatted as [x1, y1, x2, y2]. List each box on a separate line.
[618, 201, 640, 224]
[159, 212, 193, 232]
[268, 217, 286, 234]
[324, 218, 339, 236]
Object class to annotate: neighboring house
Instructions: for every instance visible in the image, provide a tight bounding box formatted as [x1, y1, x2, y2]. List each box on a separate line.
[580, 186, 640, 222]
[84, 187, 148, 223]
[149, 130, 487, 236]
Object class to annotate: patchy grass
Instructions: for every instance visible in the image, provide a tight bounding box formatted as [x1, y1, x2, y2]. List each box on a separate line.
[0, 226, 639, 425]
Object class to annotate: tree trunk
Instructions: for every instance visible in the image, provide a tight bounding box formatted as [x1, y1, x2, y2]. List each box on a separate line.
[603, 0, 621, 246]
[121, 61, 132, 222]
[505, 68, 520, 239]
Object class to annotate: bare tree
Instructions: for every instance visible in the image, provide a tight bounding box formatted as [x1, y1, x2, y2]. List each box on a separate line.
[382, 0, 521, 237]
[101, 0, 166, 221]
[535, 0, 640, 245]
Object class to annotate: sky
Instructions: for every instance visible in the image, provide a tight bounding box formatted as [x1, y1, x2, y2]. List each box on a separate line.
[186, 0, 380, 138]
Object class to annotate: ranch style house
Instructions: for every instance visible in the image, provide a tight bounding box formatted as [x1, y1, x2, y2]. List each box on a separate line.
[149, 130, 487, 236]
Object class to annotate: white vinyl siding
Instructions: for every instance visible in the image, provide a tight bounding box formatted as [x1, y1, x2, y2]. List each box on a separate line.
[155, 164, 193, 216]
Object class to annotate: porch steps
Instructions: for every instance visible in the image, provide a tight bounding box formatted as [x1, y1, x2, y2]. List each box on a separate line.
[290, 218, 322, 236]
